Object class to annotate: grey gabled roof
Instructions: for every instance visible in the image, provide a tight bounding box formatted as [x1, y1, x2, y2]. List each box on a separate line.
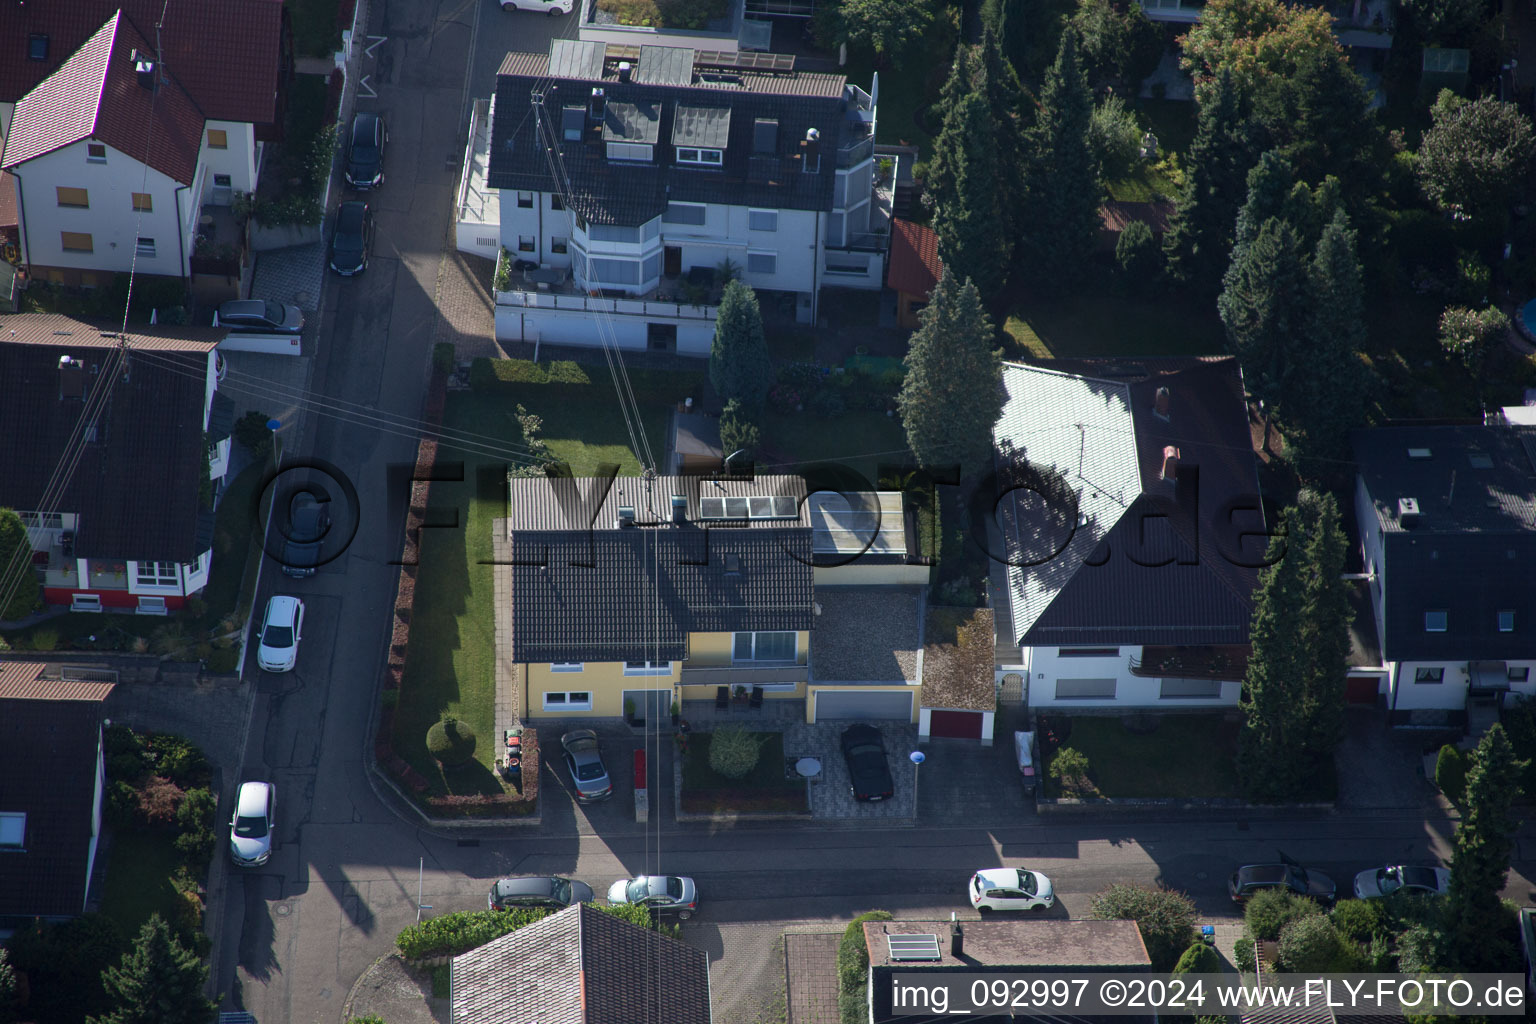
[451, 903, 711, 1024]
[993, 358, 1266, 648]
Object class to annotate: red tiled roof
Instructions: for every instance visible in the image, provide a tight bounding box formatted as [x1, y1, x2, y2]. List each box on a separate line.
[0, 1, 283, 125]
[0, 168, 16, 229]
[886, 218, 942, 297]
[0, 660, 116, 702]
[1, 12, 205, 185]
[1099, 199, 1175, 235]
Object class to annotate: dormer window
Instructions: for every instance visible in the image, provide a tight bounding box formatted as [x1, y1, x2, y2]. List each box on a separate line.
[562, 106, 585, 141]
[676, 147, 723, 167]
[1499, 610, 1515, 632]
[1425, 610, 1448, 632]
[28, 34, 47, 61]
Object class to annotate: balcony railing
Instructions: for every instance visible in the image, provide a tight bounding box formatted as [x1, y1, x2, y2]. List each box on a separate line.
[1127, 645, 1250, 681]
[679, 663, 809, 685]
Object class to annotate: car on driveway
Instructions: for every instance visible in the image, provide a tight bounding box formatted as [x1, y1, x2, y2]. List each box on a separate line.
[970, 868, 1054, 913]
[229, 781, 275, 866]
[216, 298, 303, 334]
[256, 596, 304, 672]
[607, 875, 698, 919]
[329, 200, 374, 276]
[344, 111, 387, 189]
[1229, 862, 1337, 905]
[1353, 865, 1450, 900]
[840, 724, 894, 802]
[281, 493, 332, 578]
[487, 876, 595, 911]
[500, 0, 572, 14]
[560, 729, 612, 802]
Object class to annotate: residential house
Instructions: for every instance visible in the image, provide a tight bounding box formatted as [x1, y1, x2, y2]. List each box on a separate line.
[886, 218, 940, 330]
[860, 917, 1152, 1024]
[450, 902, 711, 1024]
[1351, 425, 1536, 726]
[0, 659, 117, 929]
[990, 357, 1270, 711]
[0, 313, 234, 613]
[479, 38, 884, 353]
[0, 1, 286, 285]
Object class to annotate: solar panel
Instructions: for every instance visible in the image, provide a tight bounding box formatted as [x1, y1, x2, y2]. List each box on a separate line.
[693, 49, 796, 72]
[887, 934, 942, 962]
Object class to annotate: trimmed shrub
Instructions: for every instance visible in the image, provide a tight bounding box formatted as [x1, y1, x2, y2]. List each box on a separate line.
[1330, 898, 1387, 944]
[396, 904, 676, 961]
[1243, 889, 1321, 942]
[707, 725, 763, 779]
[1089, 883, 1198, 971]
[1049, 747, 1093, 796]
[173, 787, 219, 870]
[838, 911, 894, 993]
[425, 717, 478, 767]
[28, 629, 59, 652]
[138, 776, 186, 828]
[1172, 941, 1221, 974]
[1277, 914, 1360, 972]
[233, 410, 275, 462]
[1434, 744, 1468, 805]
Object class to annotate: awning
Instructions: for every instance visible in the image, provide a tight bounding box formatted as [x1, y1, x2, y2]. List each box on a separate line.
[1470, 661, 1509, 692]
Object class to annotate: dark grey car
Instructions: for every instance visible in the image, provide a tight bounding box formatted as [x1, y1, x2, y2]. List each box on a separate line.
[560, 729, 613, 802]
[345, 111, 387, 189]
[280, 493, 331, 578]
[217, 298, 303, 334]
[329, 200, 374, 276]
[487, 875, 594, 911]
[1228, 863, 1337, 905]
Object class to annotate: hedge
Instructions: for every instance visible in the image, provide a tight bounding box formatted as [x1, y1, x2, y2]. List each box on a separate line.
[396, 901, 677, 960]
[468, 357, 704, 402]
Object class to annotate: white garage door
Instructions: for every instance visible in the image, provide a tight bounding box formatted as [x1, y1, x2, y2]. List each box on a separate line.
[814, 690, 914, 721]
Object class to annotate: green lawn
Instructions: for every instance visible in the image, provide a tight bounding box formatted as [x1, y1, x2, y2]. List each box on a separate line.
[395, 386, 669, 795]
[100, 831, 185, 939]
[680, 731, 808, 813]
[1002, 267, 1226, 360]
[840, 10, 960, 152]
[1039, 715, 1242, 799]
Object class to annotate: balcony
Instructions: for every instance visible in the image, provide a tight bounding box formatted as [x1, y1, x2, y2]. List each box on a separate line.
[191, 204, 249, 278]
[679, 662, 809, 685]
[836, 124, 875, 169]
[495, 262, 722, 321]
[1127, 645, 1250, 681]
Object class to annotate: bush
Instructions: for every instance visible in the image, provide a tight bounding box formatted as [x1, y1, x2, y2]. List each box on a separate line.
[1330, 898, 1387, 944]
[1049, 747, 1093, 796]
[1172, 941, 1221, 974]
[146, 733, 211, 789]
[173, 787, 219, 870]
[1278, 914, 1360, 972]
[1243, 889, 1321, 942]
[809, 388, 846, 418]
[1395, 922, 1447, 974]
[105, 779, 146, 830]
[1434, 744, 1467, 805]
[432, 342, 456, 376]
[27, 628, 59, 651]
[1234, 937, 1257, 972]
[233, 410, 275, 462]
[838, 911, 893, 993]
[396, 903, 676, 961]
[1089, 883, 1198, 971]
[104, 724, 150, 783]
[719, 399, 761, 457]
[425, 717, 478, 767]
[1116, 220, 1161, 283]
[138, 776, 186, 828]
[1088, 94, 1143, 181]
[708, 726, 763, 779]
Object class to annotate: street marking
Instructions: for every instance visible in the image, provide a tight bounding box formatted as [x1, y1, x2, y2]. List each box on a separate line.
[358, 75, 377, 99]
[364, 35, 387, 57]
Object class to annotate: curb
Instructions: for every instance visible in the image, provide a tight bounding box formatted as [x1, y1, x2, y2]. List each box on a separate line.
[1035, 798, 1337, 816]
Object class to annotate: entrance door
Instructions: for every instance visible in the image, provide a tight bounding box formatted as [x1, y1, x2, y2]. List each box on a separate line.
[664, 246, 682, 277]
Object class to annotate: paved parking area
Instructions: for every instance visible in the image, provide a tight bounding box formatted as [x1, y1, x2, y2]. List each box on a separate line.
[530, 720, 673, 835]
[784, 720, 919, 820]
[251, 242, 327, 312]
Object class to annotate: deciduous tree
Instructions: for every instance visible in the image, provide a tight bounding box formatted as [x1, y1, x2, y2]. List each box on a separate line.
[88, 914, 215, 1024]
[1070, 0, 1163, 91]
[1398, 0, 1488, 46]
[897, 270, 1003, 473]
[709, 281, 772, 411]
[835, 0, 933, 62]
[0, 507, 42, 622]
[1438, 305, 1510, 382]
[1089, 884, 1198, 971]
[1417, 91, 1536, 224]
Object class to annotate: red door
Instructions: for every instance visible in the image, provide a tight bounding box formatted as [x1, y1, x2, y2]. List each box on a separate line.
[1345, 676, 1380, 705]
[929, 710, 983, 739]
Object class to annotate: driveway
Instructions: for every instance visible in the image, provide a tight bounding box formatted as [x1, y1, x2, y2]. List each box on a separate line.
[1334, 706, 1447, 811]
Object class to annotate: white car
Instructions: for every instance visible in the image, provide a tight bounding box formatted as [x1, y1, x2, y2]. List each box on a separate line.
[229, 781, 275, 866]
[256, 595, 304, 672]
[970, 868, 1054, 913]
[1352, 865, 1451, 900]
[501, 0, 572, 13]
[607, 875, 698, 920]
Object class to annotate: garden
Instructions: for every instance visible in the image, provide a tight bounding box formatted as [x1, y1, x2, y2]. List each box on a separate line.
[1037, 714, 1244, 800]
[251, 72, 338, 231]
[679, 727, 809, 814]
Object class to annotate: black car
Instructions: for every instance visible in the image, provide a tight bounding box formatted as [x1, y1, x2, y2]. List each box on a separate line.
[1229, 863, 1338, 905]
[840, 724, 894, 802]
[487, 876, 594, 912]
[329, 200, 374, 276]
[280, 493, 331, 578]
[345, 111, 387, 189]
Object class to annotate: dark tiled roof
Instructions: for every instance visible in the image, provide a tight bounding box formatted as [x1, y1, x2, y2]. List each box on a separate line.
[511, 527, 814, 662]
[1352, 425, 1536, 534]
[995, 357, 1267, 647]
[207, 391, 235, 444]
[451, 902, 712, 1024]
[0, 1, 283, 124]
[1, 12, 205, 184]
[489, 44, 858, 224]
[886, 218, 940, 296]
[0, 674, 112, 921]
[0, 315, 218, 561]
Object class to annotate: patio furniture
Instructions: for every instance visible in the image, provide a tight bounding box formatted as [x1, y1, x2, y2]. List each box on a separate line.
[715, 686, 729, 711]
[523, 267, 566, 291]
[749, 685, 764, 710]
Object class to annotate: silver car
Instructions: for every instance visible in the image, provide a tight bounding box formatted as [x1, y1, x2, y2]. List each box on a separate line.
[560, 729, 612, 802]
[607, 875, 697, 920]
[1352, 865, 1450, 899]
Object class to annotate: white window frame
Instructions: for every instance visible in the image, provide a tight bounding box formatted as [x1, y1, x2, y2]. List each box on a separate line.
[676, 146, 723, 166]
[748, 208, 778, 232]
[71, 594, 103, 612]
[86, 143, 107, 163]
[542, 690, 593, 711]
[135, 560, 180, 587]
[732, 631, 797, 664]
[623, 661, 673, 676]
[746, 250, 776, 275]
[517, 235, 535, 253]
[517, 191, 534, 208]
[0, 812, 24, 850]
[550, 662, 584, 673]
[135, 237, 156, 258]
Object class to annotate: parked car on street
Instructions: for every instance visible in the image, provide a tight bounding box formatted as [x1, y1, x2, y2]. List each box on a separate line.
[329, 200, 374, 276]
[487, 876, 595, 911]
[499, 0, 572, 14]
[344, 111, 387, 189]
[256, 596, 304, 672]
[229, 781, 275, 866]
[606, 875, 697, 919]
[1352, 865, 1451, 900]
[840, 724, 893, 802]
[216, 298, 303, 334]
[1229, 862, 1337, 905]
[560, 729, 612, 802]
[281, 493, 332, 578]
[970, 868, 1054, 913]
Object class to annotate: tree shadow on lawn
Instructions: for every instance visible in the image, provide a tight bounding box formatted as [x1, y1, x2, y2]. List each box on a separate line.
[998, 267, 1227, 361]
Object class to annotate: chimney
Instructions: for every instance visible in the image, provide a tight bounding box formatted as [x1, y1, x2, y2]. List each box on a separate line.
[1159, 445, 1180, 484]
[131, 48, 156, 91]
[1153, 386, 1171, 422]
[617, 504, 636, 528]
[58, 355, 85, 399]
[589, 87, 606, 122]
[800, 127, 820, 171]
[1398, 497, 1420, 527]
[950, 913, 963, 958]
[671, 494, 687, 524]
[617, 61, 632, 83]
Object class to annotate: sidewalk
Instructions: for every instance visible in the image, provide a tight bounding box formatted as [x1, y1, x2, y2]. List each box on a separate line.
[432, 248, 502, 359]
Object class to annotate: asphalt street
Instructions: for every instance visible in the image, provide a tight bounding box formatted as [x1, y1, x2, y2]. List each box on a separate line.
[210, 3, 1536, 1023]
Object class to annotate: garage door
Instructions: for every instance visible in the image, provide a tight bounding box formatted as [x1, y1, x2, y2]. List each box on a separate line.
[814, 690, 914, 721]
[1346, 675, 1381, 705]
[929, 709, 983, 739]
